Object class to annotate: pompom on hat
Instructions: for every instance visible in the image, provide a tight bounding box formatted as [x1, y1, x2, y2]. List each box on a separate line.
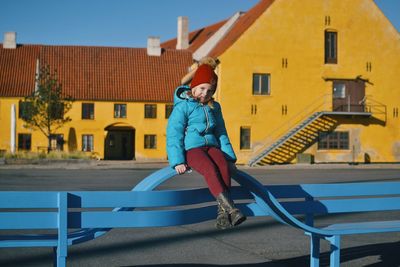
[181, 56, 219, 87]
[190, 64, 218, 89]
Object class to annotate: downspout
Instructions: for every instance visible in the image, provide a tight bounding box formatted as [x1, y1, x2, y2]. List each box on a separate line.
[35, 58, 39, 92]
[10, 104, 16, 154]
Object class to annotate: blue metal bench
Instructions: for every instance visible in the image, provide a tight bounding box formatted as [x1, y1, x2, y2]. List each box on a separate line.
[234, 171, 400, 267]
[1, 167, 400, 267]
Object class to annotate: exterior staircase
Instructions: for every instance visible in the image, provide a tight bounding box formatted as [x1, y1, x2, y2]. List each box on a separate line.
[248, 94, 383, 166]
[248, 112, 338, 166]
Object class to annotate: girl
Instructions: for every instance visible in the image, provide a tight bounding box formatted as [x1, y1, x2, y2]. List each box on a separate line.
[166, 59, 246, 229]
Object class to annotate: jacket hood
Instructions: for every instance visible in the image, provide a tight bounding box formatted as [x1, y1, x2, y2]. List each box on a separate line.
[173, 85, 191, 106]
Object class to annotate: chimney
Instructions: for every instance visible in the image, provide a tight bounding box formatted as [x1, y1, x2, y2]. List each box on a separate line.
[3, 32, 17, 49]
[147, 36, 161, 56]
[176, 16, 189, 50]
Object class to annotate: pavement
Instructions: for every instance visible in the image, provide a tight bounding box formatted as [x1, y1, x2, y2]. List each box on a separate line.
[1, 157, 400, 170]
[1, 160, 400, 266]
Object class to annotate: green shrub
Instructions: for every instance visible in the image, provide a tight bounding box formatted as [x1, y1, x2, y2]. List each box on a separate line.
[5, 151, 40, 159]
[4, 151, 91, 160]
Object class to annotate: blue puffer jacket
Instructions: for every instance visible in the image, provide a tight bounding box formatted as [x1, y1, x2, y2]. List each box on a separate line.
[166, 86, 237, 168]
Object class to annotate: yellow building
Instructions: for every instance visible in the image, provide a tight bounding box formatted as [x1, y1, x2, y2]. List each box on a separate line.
[164, 0, 400, 165]
[1, 0, 399, 165]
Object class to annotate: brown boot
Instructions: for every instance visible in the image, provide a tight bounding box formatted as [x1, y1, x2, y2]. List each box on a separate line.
[215, 203, 231, 230]
[216, 192, 246, 227]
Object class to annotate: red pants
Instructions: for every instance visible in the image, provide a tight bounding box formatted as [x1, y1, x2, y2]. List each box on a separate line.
[186, 146, 231, 198]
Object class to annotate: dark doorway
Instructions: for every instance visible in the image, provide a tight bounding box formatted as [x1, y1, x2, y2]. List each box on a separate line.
[104, 127, 135, 160]
[332, 80, 365, 112]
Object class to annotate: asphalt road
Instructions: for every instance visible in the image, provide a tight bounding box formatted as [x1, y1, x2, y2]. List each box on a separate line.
[1, 165, 400, 266]
[1, 166, 400, 190]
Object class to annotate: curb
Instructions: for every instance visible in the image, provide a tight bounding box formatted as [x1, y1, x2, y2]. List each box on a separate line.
[0, 158, 170, 169]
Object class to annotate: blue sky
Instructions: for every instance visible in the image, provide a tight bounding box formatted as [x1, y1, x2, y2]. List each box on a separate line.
[1, 0, 399, 48]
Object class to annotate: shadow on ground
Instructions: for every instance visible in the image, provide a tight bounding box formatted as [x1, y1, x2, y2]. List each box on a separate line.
[1, 218, 399, 267]
[125, 239, 400, 267]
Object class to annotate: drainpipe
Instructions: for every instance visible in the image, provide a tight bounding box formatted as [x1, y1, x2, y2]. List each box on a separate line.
[34, 59, 40, 92]
[10, 104, 16, 154]
[347, 95, 351, 112]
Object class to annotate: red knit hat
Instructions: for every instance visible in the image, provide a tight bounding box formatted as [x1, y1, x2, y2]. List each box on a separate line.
[190, 64, 218, 89]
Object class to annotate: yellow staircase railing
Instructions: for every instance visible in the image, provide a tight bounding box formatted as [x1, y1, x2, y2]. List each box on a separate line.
[255, 115, 338, 165]
[248, 94, 334, 166]
[248, 93, 384, 166]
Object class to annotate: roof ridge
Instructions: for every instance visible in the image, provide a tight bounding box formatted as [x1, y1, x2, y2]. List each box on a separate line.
[193, 12, 243, 60]
[209, 0, 275, 58]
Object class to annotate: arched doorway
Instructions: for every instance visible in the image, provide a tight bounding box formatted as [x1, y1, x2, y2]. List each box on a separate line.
[104, 123, 135, 160]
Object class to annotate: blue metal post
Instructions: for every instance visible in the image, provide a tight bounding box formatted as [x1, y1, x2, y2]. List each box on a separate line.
[310, 234, 320, 267]
[327, 235, 340, 267]
[57, 192, 68, 267]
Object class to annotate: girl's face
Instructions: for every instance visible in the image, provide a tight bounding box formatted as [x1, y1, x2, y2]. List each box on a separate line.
[191, 83, 215, 103]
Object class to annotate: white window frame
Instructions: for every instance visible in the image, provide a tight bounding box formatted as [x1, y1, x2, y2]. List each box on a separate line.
[82, 134, 94, 152]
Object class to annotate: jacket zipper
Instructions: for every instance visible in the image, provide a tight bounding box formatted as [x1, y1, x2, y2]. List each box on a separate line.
[202, 105, 209, 146]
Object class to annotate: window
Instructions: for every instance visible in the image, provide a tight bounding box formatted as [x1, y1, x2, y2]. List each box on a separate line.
[240, 127, 251, 150]
[114, 104, 127, 118]
[18, 101, 33, 120]
[144, 134, 157, 149]
[333, 83, 346, 99]
[50, 134, 64, 151]
[318, 131, 349, 150]
[82, 135, 94, 152]
[252, 73, 270, 95]
[82, 103, 94, 119]
[165, 104, 173, 119]
[145, 104, 157, 118]
[18, 134, 31, 150]
[50, 103, 64, 119]
[325, 31, 337, 64]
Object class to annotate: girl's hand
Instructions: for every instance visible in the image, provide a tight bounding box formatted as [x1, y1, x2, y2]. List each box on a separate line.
[175, 164, 188, 174]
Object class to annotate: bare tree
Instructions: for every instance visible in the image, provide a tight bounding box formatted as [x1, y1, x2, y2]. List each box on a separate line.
[21, 64, 74, 152]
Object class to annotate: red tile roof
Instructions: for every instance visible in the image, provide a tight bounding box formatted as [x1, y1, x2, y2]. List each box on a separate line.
[161, 0, 275, 59]
[0, 44, 40, 97]
[0, 45, 193, 102]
